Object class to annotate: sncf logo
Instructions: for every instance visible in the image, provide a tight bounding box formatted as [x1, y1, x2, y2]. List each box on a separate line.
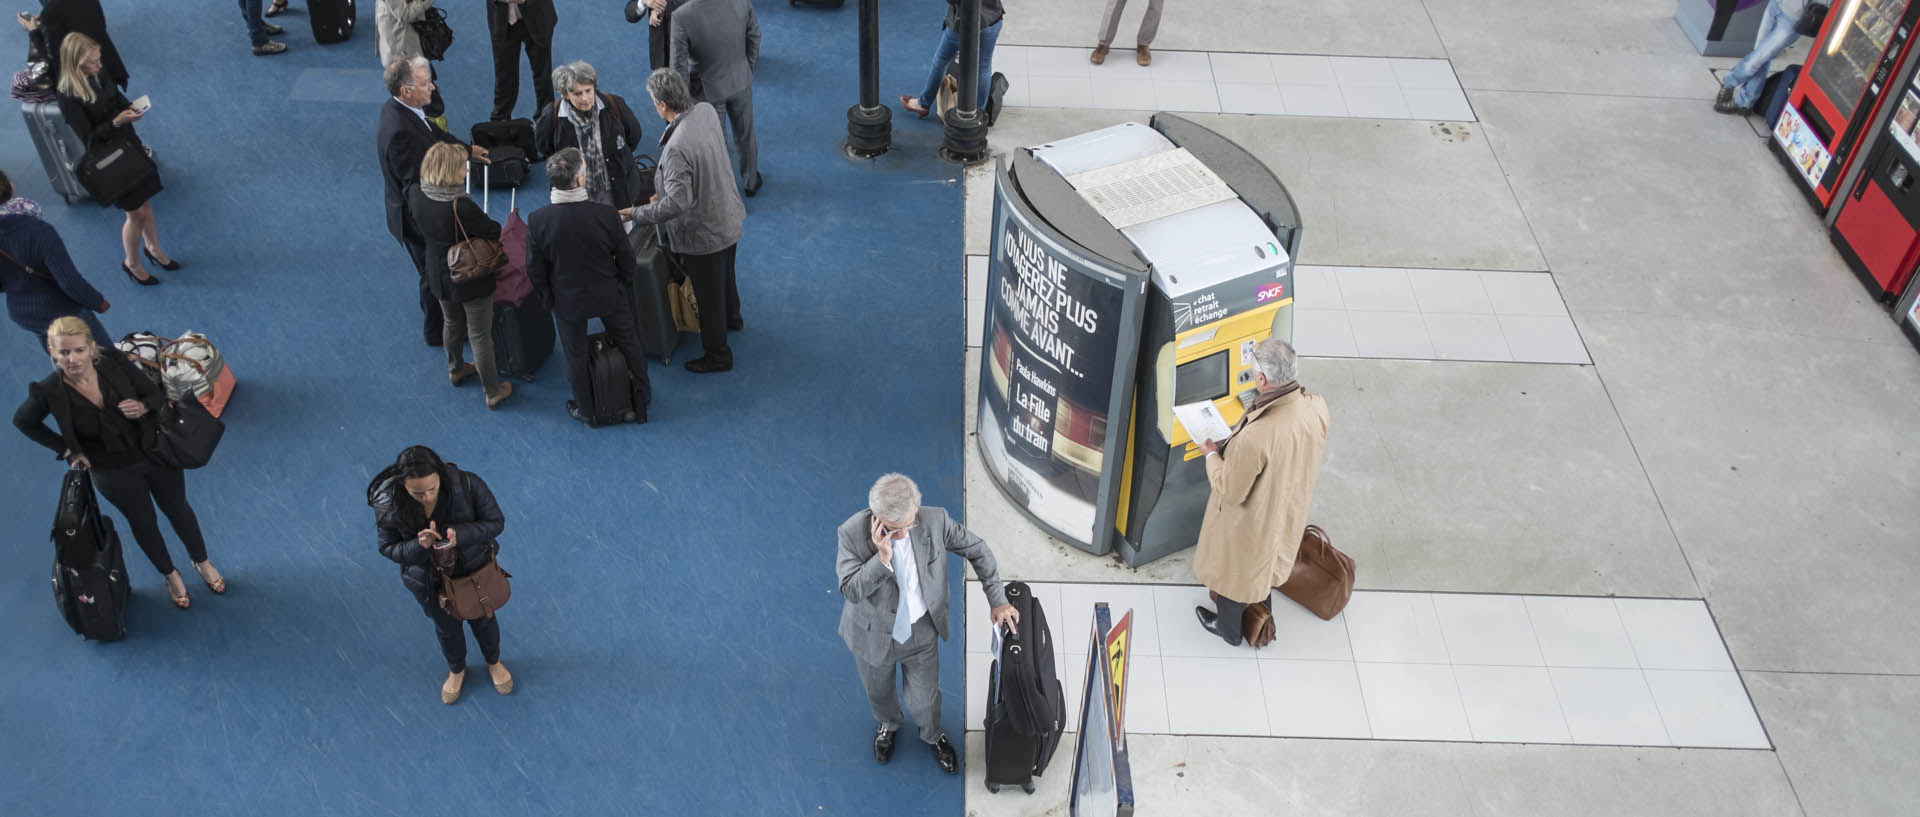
[1255, 282, 1286, 303]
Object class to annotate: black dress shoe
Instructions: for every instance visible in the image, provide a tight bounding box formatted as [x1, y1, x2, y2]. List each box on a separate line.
[743, 172, 762, 197]
[873, 726, 897, 764]
[931, 734, 958, 775]
[141, 248, 181, 271]
[122, 263, 160, 286]
[1196, 606, 1242, 647]
[684, 356, 733, 373]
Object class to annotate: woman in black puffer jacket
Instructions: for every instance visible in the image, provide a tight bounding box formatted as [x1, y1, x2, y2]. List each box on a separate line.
[368, 445, 513, 704]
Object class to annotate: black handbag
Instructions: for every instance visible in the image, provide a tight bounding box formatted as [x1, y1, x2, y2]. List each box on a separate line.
[146, 397, 224, 470]
[53, 469, 104, 566]
[1795, 3, 1830, 38]
[74, 139, 157, 205]
[412, 7, 455, 61]
[628, 153, 658, 206]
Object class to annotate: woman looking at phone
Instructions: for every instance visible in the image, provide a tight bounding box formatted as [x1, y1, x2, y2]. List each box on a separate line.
[56, 32, 177, 286]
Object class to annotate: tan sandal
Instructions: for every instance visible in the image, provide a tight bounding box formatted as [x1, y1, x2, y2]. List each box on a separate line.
[441, 670, 466, 705]
[193, 560, 226, 594]
[165, 570, 190, 609]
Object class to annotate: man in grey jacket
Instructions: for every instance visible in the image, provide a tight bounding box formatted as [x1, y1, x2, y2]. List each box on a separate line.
[623, 67, 746, 373]
[670, 0, 761, 196]
[836, 474, 1020, 775]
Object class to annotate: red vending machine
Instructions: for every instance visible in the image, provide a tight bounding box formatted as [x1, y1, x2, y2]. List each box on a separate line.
[1830, 40, 1920, 299]
[1774, 0, 1920, 210]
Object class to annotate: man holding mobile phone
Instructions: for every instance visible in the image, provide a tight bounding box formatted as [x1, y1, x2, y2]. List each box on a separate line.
[834, 473, 1019, 776]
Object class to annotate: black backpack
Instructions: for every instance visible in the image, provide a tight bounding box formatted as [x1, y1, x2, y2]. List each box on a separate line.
[50, 470, 130, 641]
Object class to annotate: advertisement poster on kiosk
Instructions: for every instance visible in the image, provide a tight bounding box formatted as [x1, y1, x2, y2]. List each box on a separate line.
[978, 173, 1137, 550]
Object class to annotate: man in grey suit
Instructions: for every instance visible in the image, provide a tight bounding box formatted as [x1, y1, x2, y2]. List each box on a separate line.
[670, 0, 762, 196]
[836, 474, 1019, 775]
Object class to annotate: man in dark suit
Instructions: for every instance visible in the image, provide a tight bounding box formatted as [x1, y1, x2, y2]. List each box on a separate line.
[671, 0, 761, 196]
[376, 57, 487, 347]
[525, 148, 653, 426]
[487, 0, 557, 121]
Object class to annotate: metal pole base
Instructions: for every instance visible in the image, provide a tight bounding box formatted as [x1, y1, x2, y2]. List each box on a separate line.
[846, 104, 893, 158]
[940, 109, 989, 164]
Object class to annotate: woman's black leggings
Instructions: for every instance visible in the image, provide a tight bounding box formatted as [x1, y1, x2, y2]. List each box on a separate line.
[91, 459, 207, 575]
[419, 591, 502, 673]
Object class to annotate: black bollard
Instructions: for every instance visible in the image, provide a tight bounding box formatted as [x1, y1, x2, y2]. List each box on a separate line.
[845, 0, 892, 158]
[940, 0, 989, 164]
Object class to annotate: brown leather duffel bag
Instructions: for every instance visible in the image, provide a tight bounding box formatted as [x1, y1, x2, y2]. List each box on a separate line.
[1276, 524, 1355, 620]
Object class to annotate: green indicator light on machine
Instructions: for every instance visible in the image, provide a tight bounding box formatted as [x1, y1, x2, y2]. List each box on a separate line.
[1267, 242, 1278, 255]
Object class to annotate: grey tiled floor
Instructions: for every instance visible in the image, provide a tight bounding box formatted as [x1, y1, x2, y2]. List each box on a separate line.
[1293, 265, 1588, 364]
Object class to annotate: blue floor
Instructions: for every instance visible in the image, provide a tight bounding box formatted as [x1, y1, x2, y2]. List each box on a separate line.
[1, 4, 969, 813]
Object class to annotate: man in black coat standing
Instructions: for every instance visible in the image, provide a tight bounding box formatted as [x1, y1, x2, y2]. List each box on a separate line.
[377, 57, 487, 347]
[487, 0, 557, 121]
[526, 148, 653, 426]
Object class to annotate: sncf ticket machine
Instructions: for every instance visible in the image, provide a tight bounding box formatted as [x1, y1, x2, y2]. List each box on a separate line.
[976, 114, 1302, 567]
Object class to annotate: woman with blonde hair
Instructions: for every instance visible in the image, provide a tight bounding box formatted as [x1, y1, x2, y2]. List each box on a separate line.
[56, 32, 176, 286]
[408, 142, 512, 408]
[13, 317, 223, 609]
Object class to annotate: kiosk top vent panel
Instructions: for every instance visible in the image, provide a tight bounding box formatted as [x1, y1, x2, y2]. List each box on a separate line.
[1065, 149, 1237, 229]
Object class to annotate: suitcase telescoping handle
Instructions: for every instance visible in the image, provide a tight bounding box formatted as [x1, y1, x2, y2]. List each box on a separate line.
[464, 159, 513, 215]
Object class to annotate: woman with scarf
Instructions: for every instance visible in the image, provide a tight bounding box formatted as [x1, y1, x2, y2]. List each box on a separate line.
[534, 61, 646, 207]
[407, 142, 512, 409]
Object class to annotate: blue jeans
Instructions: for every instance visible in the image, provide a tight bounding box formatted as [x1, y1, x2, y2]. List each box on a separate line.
[238, 0, 268, 46]
[1723, 0, 1799, 108]
[917, 20, 1003, 112]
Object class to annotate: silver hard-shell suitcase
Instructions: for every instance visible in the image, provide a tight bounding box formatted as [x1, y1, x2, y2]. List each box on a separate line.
[20, 101, 89, 204]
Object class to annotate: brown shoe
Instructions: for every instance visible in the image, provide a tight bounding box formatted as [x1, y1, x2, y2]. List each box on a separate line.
[485, 381, 513, 410]
[489, 662, 514, 695]
[251, 41, 287, 57]
[450, 362, 477, 386]
[1090, 44, 1109, 65]
[1137, 45, 1152, 66]
[441, 670, 465, 705]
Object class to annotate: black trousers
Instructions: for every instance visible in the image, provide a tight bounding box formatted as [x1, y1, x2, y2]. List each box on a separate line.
[489, 23, 553, 121]
[1213, 595, 1247, 644]
[418, 591, 502, 673]
[92, 459, 207, 576]
[648, 11, 672, 70]
[400, 233, 443, 343]
[554, 305, 654, 416]
[684, 244, 739, 363]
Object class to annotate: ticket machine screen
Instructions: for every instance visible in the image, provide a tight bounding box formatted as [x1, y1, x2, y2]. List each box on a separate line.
[1173, 351, 1229, 405]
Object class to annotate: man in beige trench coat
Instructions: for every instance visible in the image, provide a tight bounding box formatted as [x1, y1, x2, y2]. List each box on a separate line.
[1192, 338, 1330, 646]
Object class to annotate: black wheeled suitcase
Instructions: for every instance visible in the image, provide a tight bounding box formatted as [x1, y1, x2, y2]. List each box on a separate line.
[50, 470, 129, 642]
[492, 289, 555, 382]
[983, 581, 1065, 794]
[310, 0, 356, 44]
[625, 225, 679, 363]
[584, 333, 647, 426]
[21, 101, 88, 204]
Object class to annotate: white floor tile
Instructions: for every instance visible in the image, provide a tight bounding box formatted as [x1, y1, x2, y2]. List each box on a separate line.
[1027, 76, 1094, 109]
[1335, 267, 1419, 311]
[989, 46, 1028, 79]
[1615, 598, 1735, 671]
[1644, 670, 1770, 749]
[967, 651, 991, 728]
[1217, 83, 1287, 115]
[1154, 585, 1255, 659]
[1116, 654, 1171, 735]
[1340, 85, 1412, 119]
[966, 297, 984, 347]
[1348, 310, 1436, 360]
[1293, 265, 1345, 309]
[1497, 315, 1590, 365]
[1090, 77, 1157, 110]
[1403, 86, 1476, 121]
[1330, 56, 1399, 87]
[1551, 667, 1672, 746]
[1144, 50, 1213, 81]
[1060, 651, 1087, 734]
[1261, 660, 1372, 738]
[1406, 267, 1494, 313]
[1270, 54, 1337, 85]
[966, 255, 987, 301]
[1454, 665, 1572, 743]
[1355, 663, 1472, 741]
[1026, 46, 1092, 78]
[1424, 313, 1514, 362]
[1343, 592, 1451, 664]
[1292, 309, 1358, 358]
[1155, 80, 1221, 113]
[1391, 58, 1461, 90]
[1163, 657, 1271, 736]
[1000, 80, 1031, 109]
[1209, 52, 1277, 85]
[1257, 599, 1354, 661]
[1524, 595, 1639, 669]
[966, 581, 990, 654]
[1279, 84, 1349, 117]
[1479, 271, 1570, 316]
[1431, 594, 1544, 666]
[1056, 583, 1162, 657]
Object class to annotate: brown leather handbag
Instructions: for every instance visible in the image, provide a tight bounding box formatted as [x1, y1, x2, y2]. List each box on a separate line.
[437, 544, 512, 620]
[1276, 524, 1355, 620]
[446, 199, 506, 284]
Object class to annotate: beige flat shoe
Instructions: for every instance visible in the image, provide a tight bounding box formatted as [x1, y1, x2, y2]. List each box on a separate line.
[489, 662, 514, 695]
[450, 362, 478, 386]
[441, 670, 466, 705]
[486, 381, 513, 410]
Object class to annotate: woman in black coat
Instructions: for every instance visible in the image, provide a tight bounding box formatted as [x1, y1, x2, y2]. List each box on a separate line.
[534, 60, 646, 208]
[55, 32, 177, 286]
[369, 446, 514, 704]
[14, 316, 222, 609]
[36, 0, 126, 90]
[407, 142, 511, 409]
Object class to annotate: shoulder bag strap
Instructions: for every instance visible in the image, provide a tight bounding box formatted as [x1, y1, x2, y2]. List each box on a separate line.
[0, 245, 51, 279]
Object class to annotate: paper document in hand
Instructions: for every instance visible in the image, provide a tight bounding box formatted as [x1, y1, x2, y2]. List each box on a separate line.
[1171, 401, 1233, 445]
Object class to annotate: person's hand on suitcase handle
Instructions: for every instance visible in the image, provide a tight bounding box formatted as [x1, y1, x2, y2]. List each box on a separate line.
[990, 603, 1020, 635]
[469, 144, 491, 163]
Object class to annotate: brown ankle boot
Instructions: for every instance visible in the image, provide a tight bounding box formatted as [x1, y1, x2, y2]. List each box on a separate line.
[1090, 44, 1109, 65]
[1137, 45, 1152, 66]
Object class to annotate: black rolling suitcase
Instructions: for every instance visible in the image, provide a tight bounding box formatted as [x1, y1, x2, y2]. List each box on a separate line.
[625, 225, 680, 363]
[983, 581, 1064, 794]
[50, 470, 129, 642]
[310, 0, 356, 44]
[584, 333, 648, 426]
[492, 289, 555, 382]
[21, 101, 88, 204]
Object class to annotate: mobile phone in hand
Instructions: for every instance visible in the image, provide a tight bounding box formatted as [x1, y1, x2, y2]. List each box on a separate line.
[130, 95, 151, 114]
